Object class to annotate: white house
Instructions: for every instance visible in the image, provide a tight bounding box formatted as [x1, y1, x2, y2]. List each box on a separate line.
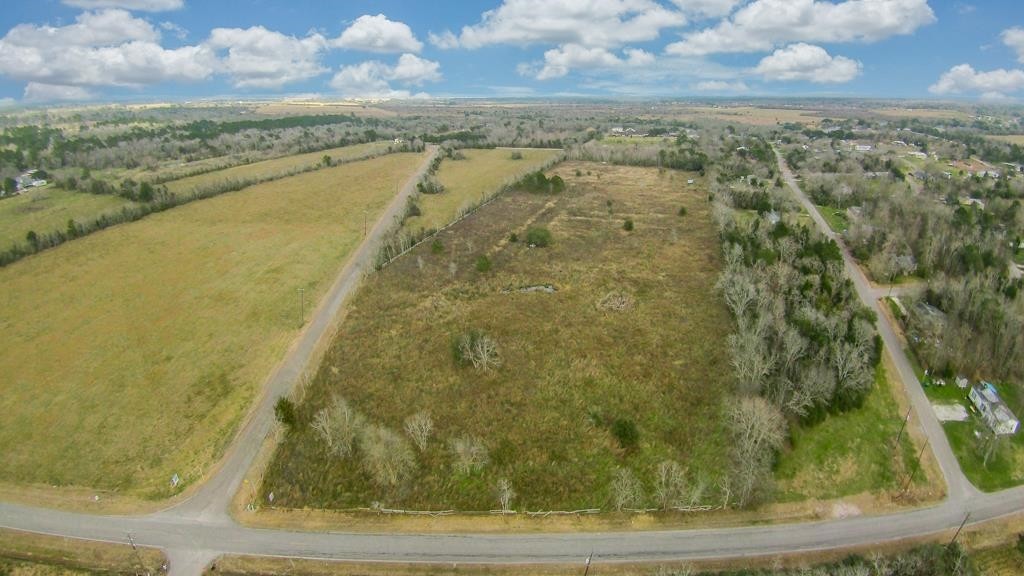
[969, 382, 1019, 436]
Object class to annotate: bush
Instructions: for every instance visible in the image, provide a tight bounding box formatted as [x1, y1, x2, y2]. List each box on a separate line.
[525, 226, 552, 247]
[449, 435, 489, 474]
[431, 239, 444, 254]
[311, 395, 365, 458]
[611, 418, 639, 450]
[359, 424, 416, 489]
[510, 151, 523, 160]
[678, 206, 688, 217]
[453, 331, 502, 371]
[274, 397, 297, 429]
[509, 232, 518, 243]
[475, 255, 492, 272]
[623, 219, 634, 231]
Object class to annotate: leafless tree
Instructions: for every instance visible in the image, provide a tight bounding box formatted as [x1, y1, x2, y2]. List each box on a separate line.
[359, 424, 416, 489]
[496, 478, 515, 512]
[728, 396, 786, 507]
[653, 460, 687, 510]
[403, 411, 434, 452]
[311, 395, 365, 458]
[728, 318, 777, 396]
[611, 467, 644, 511]
[457, 332, 502, 371]
[449, 435, 489, 474]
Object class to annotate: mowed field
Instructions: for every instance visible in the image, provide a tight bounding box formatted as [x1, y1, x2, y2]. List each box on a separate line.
[0, 187, 135, 252]
[262, 161, 734, 511]
[163, 140, 394, 196]
[0, 152, 425, 498]
[403, 148, 561, 234]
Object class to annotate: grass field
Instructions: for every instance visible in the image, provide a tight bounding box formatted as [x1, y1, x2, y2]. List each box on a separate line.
[974, 543, 1024, 575]
[672, 106, 823, 126]
[988, 135, 1024, 145]
[403, 148, 560, 235]
[262, 162, 734, 511]
[775, 362, 923, 501]
[163, 140, 394, 196]
[0, 529, 164, 576]
[815, 204, 849, 233]
[0, 152, 425, 499]
[0, 187, 135, 251]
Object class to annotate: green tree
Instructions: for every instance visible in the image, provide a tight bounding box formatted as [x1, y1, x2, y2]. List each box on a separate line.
[2, 177, 15, 195]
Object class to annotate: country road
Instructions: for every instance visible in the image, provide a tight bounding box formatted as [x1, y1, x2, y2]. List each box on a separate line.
[2, 148, 1023, 576]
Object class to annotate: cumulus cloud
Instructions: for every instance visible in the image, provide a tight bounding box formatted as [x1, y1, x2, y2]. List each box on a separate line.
[0, 10, 214, 90]
[666, 0, 935, 56]
[0, 97, 18, 107]
[62, 0, 183, 11]
[24, 82, 96, 102]
[755, 43, 862, 83]
[160, 21, 188, 41]
[441, 0, 687, 49]
[1002, 27, 1024, 63]
[531, 44, 654, 80]
[206, 26, 328, 88]
[694, 79, 749, 92]
[330, 53, 440, 98]
[929, 64, 1024, 98]
[669, 0, 744, 18]
[428, 30, 460, 50]
[335, 14, 423, 53]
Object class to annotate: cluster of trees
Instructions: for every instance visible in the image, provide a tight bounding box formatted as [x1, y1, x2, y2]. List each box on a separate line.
[714, 203, 879, 506]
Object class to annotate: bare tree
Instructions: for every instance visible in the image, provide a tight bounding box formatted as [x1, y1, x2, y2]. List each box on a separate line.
[653, 460, 688, 510]
[403, 411, 434, 452]
[728, 396, 786, 507]
[496, 478, 515, 512]
[456, 332, 502, 371]
[449, 435, 489, 474]
[359, 424, 416, 489]
[728, 319, 777, 396]
[611, 467, 644, 511]
[311, 395, 365, 458]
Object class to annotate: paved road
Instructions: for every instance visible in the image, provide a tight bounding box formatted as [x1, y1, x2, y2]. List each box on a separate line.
[2, 148, 1021, 576]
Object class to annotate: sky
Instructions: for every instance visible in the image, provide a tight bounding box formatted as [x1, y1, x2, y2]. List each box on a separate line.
[0, 0, 1023, 105]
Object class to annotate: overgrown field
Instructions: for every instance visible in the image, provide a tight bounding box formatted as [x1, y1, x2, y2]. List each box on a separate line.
[403, 148, 561, 235]
[0, 152, 425, 498]
[0, 187, 134, 252]
[163, 140, 394, 195]
[262, 162, 734, 511]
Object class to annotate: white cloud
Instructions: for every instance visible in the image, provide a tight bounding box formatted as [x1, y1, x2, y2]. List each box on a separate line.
[160, 21, 188, 41]
[330, 53, 440, 98]
[428, 30, 460, 50]
[669, 0, 744, 18]
[694, 79, 749, 92]
[206, 26, 328, 88]
[335, 14, 423, 53]
[1002, 27, 1024, 63]
[666, 0, 935, 56]
[0, 97, 17, 107]
[24, 82, 95, 102]
[929, 64, 1024, 98]
[533, 44, 655, 80]
[755, 43, 862, 83]
[62, 0, 183, 11]
[0, 10, 214, 89]
[445, 0, 687, 49]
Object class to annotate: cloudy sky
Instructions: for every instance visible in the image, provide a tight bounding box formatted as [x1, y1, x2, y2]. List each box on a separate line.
[0, 0, 1022, 104]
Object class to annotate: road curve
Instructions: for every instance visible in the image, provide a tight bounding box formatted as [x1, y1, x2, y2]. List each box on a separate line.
[3, 149, 1022, 576]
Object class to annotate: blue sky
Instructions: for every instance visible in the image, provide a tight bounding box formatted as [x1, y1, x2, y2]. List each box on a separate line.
[0, 0, 1023, 104]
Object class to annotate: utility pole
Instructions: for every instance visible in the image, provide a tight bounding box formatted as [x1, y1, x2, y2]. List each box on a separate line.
[948, 512, 971, 548]
[895, 408, 912, 445]
[297, 287, 305, 327]
[583, 552, 594, 576]
[902, 437, 929, 495]
[126, 532, 147, 576]
[363, 209, 368, 237]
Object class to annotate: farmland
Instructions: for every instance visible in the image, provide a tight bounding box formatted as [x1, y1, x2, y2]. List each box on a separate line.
[0, 152, 425, 499]
[162, 140, 394, 196]
[0, 187, 134, 252]
[262, 162, 734, 511]
[403, 148, 561, 235]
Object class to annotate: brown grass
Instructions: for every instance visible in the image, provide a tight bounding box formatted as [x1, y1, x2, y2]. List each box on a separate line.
[260, 162, 733, 512]
[0, 529, 164, 575]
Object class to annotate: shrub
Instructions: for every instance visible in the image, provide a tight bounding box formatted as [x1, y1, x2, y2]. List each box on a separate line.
[575, 169, 582, 177]
[359, 424, 416, 489]
[475, 255, 492, 273]
[431, 239, 444, 254]
[404, 411, 433, 452]
[453, 331, 502, 371]
[525, 226, 552, 247]
[509, 232, 518, 243]
[273, 397, 297, 430]
[623, 219, 634, 231]
[449, 435, 489, 474]
[510, 151, 523, 160]
[611, 418, 639, 450]
[311, 395, 365, 458]
[678, 206, 688, 217]
[611, 468, 643, 511]
[405, 200, 421, 218]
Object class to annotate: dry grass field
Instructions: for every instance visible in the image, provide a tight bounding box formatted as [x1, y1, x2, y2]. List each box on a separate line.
[163, 140, 394, 196]
[0, 529, 164, 576]
[0, 187, 134, 251]
[667, 106, 824, 126]
[989, 135, 1024, 145]
[262, 161, 734, 511]
[0, 152, 425, 499]
[403, 148, 561, 235]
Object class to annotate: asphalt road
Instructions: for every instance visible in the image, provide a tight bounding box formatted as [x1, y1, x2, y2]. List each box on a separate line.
[1, 148, 1021, 575]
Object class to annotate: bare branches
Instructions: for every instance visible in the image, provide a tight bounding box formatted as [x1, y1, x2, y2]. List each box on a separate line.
[359, 424, 417, 489]
[611, 467, 644, 511]
[449, 435, 489, 475]
[653, 460, 688, 511]
[311, 395, 365, 459]
[403, 411, 434, 452]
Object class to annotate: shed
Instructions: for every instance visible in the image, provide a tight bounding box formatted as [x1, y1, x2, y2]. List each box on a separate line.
[969, 382, 1019, 436]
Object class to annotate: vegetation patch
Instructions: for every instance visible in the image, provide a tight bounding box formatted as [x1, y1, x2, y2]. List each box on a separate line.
[0, 153, 425, 498]
[262, 162, 733, 511]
